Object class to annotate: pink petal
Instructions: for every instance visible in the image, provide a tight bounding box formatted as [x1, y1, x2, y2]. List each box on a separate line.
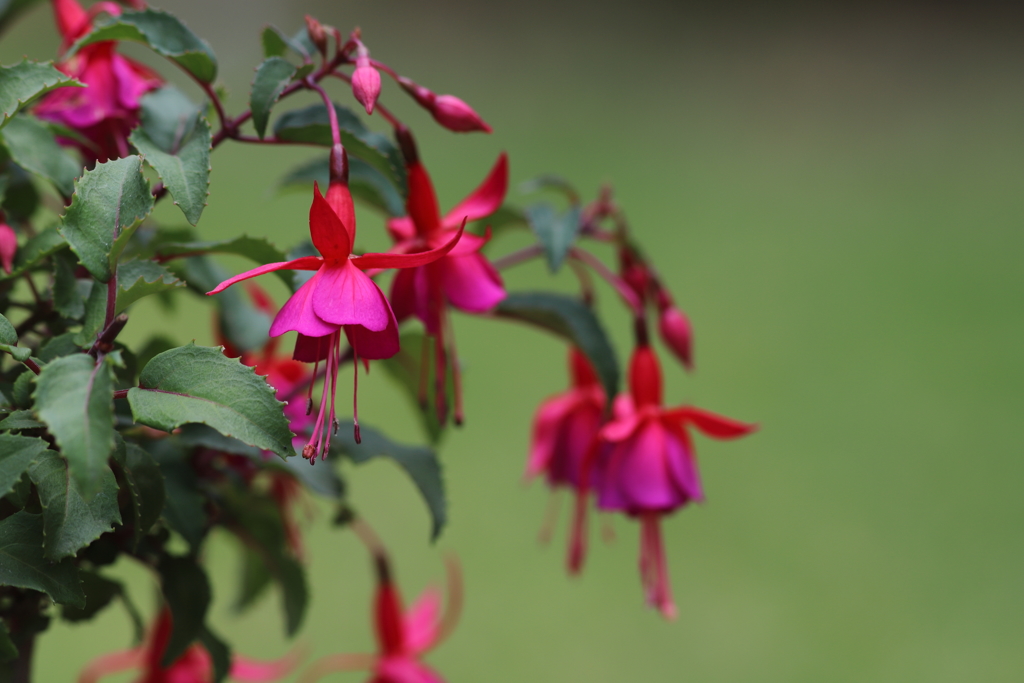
[404, 588, 442, 653]
[444, 229, 488, 257]
[349, 221, 466, 270]
[312, 262, 391, 331]
[269, 269, 338, 337]
[600, 412, 641, 443]
[229, 650, 302, 682]
[439, 252, 505, 313]
[664, 407, 757, 439]
[110, 53, 160, 110]
[344, 309, 400, 360]
[77, 648, 143, 683]
[618, 422, 685, 512]
[310, 182, 352, 259]
[664, 423, 704, 502]
[206, 257, 323, 295]
[376, 657, 447, 683]
[527, 392, 579, 479]
[441, 153, 508, 228]
[387, 216, 417, 242]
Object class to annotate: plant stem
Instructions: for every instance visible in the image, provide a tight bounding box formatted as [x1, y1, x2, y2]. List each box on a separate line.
[492, 243, 543, 271]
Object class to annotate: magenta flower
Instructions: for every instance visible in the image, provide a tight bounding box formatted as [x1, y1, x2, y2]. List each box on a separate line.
[398, 77, 492, 133]
[0, 222, 16, 274]
[78, 608, 299, 683]
[208, 181, 463, 458]
[596, 345, 756, 618]
[35, 0, 162, 164]
[657, 303, 693, 371]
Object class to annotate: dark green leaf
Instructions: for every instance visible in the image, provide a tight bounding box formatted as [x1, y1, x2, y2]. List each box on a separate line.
[0, 162, 39, 224]
[274, 103, 407, 198]
[235, 542, 272, 611]
[0, 312, 14, 345]
[69, 9, 218, 84]
[37, 332, 81, 363]
[251, 57, 296, 140]
[333, 421, 447, 541]
[52, 249, 86, 319]
[59, 155, 154, 282]
[174, 423, 262, 458]
[117, 443, 165, 549]
[473, 204, 528, 240]
[158, 555, 210, 665]
[525, 203, 582, 272]
[128, 344, 294, 458]
[115, 259, 185, 314]
[495, 292, 620, 401]
[147, 439, 206, 549]
[9, 371, 32, 408]
[0, 59, 82, 130]
[279, 154, 405, 216]
[0, 410, 42, 431]
[151, 234, 289, 286]
[131, 117, 211, 225]
[74, 275, 107, 347]
[1, 115, 81, 197]
[198, 627, 231, 683]
[0, 226, 65, 281]
[0, 511, 84, 606]
[380, 330, 449, 445]
[33, 354, 116, 500]
[139, 85, 202, 153]
[58, 570, 120, 622]
[0, 434, 47, 497]
[135, 335, 176, 375]
[260, 26, 289, 58]
[0, 618, 15, 663]
[174, 256, 272, 352]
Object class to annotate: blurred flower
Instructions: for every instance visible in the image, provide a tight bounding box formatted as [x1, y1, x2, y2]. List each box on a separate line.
[35, 0, 162, 164]
[397, 76, 492, 133]
[0, 223, 16, 274]
[596, 345, 755, 618]
[78, 608, 299, 683]
[656, 298, 693, 371]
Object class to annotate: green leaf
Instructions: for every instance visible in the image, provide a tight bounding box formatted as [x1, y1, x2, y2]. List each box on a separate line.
[279, 154, 405, 216]
[147, 439, 206, 549]
[59, 570, 121, 623]
[251, 57, 296, 140]
[0, 434, 47, 497]
[131, 117, 211, 226]
[274, 103, 407, 198]
[0, 511, 84, 607]
[74, 275, 107, 347]
[52, 249, 86, 319]
[0, 162, 39, 224]
[1, 115, 81, 196]
[115, 259, 185, 314]
[0, 410, 43, 431]
[173, 256, 272, 353]
[333, 422, 447, 541]
[0, 618, 16, 663]
[138, 85, 203, 153]
[0, 59, 82, 130]
[59, 155, 154, 282]
[261, 26, 289, 58]
[235, 542, 272, 611]
[198, 626, 231, 683]
[9, 371, 32, 408]
[0, 226, 65, 282]
[380, 330, 450, 445]
[38, 332, 81, 363]
[33, 354, 116, 500]
[474, 204, 528, 240]
[69, 9, 218, 84]
[0, 312, 14, 345]
[116, 443, 165, 550]
[495, 292, 620, 402]
[525, 203, 582, 272]
[158, 555, 210, 665]
[128, 344, 294, 458]
[151, 234, 289, 285]
[519, 173, 579, 203]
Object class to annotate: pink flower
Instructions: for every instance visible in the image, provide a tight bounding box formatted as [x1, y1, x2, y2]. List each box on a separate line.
[301, 555, 462, 683]
[596, 345, 756, 618]
[35, 0, 162, 164]
[208, 180, 463, 458]
[78, 608, 299, 683]
[0, 223, 16, 274]
[351, 42, 380, 115]
[657, 302, 693, 371]
[397, 77, 492, 133]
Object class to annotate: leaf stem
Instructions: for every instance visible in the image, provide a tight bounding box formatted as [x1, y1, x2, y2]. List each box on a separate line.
[114, 389, 129, 399]
[89, 313, 128, 358]
[199, 80, 233, 137]
[23, 358, 41, 375]
[327, 71, 405, 130]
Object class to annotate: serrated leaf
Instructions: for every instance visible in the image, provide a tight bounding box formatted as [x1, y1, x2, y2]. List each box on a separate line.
[52, 249, 86, 319]
[0, 226, 65, 281]
[380, 330, 450, 445]
[139, 85, 202, 153]
[37, 332, 80, 364]
[10, 371, 32, 408]
[279, 154, 405, 216]
[33, 354, 116, 500]
[251, 57, 296, 140]
[0, 312, 14, 345]
[117, 443, 165, 549]
[158, 555, 210, 665]
[0, 410, 43, 431]
[495, 292, 620, 402]
[59, 155, 154, 282]
[0, 434, 47, 497]
[115, 259, 185, 314]
[0, 59, 82, 129]
[131, 117, 210, 226]
[128, 344, 294, 458]
[274, 103, 407, 198]
[68, 9, 217, 84]
[525, 203, 582, 272]
[1, 115, 81, 196]
[0, 511, 84, 607]
[332, 421, 447, 541]
[74, 275, 107, 347]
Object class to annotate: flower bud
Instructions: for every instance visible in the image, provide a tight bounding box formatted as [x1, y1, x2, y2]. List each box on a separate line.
[432, 94, 492, 133]
[351, 57, 381, 115]
[0, 223, 17, 275]
[628, 345, 662, 408]
[658, 305, 693, 371]
[304, 15, 328, 57]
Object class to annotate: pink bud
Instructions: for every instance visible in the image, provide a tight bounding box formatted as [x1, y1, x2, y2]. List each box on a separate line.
[431, 94, 492, 133]
[351, 58, 381, 115]
[0, 224, 16, 275]
[658, 305, 693, 371]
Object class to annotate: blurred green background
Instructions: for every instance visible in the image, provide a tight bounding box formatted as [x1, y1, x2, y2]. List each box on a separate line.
[3, 1, 1023, 681]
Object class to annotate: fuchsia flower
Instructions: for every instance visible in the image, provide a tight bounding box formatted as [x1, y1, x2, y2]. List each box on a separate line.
[351, 42, 381, 115]
[301, 555, 462, 683]
[35, 0, 162, 164]
[0, 223, 16, 274]
[397, 77, 492, 134]
[208, 172, 463, 459]
[596, 345, 756, 618]
[79, 608, 299, 683]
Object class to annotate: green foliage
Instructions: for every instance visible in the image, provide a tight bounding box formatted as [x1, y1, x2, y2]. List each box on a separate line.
[115, 259, 185, 314]
[59, 156, 154, 282]
[0, 410, 43, 431]
[198, 627, 231, 683]
[0, 619, 15, 663]
[280, 154, 406, 216]
[128, 344, 295, 458]
[130, 116, 211, 226]
[0, 115, 81, 197]
[33, 355, 116, 501]
[69, 9, 218, 84]
[52, 250, 86, 319]
[260, 25, 314, 62]
[0, 227, 65, 282]
[146, 439, 206, 550]
[112, 443, 165, 550]
[251, 57, 297, 139]
[0, 313, 27, 363]
[138, 85, 203, 152]
[525, 203, 582, 272]
[150, 233, 289, 282]
[0, 60, 82, 130]
[59, 570, 143, 643]
[381, 330, 450, 445]
[0, 434, 48, 497]
[157, 555, 211, 665]
[0, 511, 85, 607]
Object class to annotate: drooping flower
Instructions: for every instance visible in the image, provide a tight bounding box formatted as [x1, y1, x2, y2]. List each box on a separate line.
[78, 608, 299, 683]
[526, 348, 606, 572]
[596, 345, 756, 618]
[208, 177, 463, 459]
[0, 222, 16, 274]
[387, 130, 507, 423]
[35, 0, 163, 164]
[301, 554, 462, 683]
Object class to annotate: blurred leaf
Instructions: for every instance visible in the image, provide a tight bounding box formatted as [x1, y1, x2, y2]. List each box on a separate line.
[260, 26, 289, 59]
[198, 626, 231, 683]
[157, 555, 210, 665]
[128, 344, 294, 459]
[147, 439, 206, 550]
[0, 511, 85, 607]
[59, 570, 120, 623]
[173, 256, 272, 353]
[333, 421, 446, 541]
[274, 102, 407, 198]
[69, 9, 218, 84]
[473, 204, 528, 239]
[235, 542, 272, 611]
[0, 226, 65, 281]
[0, 618, 15, 663]
[117, 443, 165, 549]
[278, 453, 344, 499]
[74, 275, 107, 347]
[175, 423, 262, 458]
[519, 174, 579, 203]
[251, 57, 296, 140]
[1, 115, 81, 196]
[279, 154, 405, 216]
[115, 259, 185, 314]
[10, 371, 32, 408]
[52, 249, 86, 319]
[0, 59, 82, 129]
[380, 330, 448, 445]
[152, 234, 290, 287]
[0, 312, 13, 345]
[33, 354, 116, 500]
[131, 117, 211, 226]
[525, 203, 582, 272]
[0, 410, 42, 431]
[59, 155, 154, 282]
[496, 292, 620, 401]
[139, 85, 202, 152]
[0, 162, 38, 224]
[0, 434, 47, 496]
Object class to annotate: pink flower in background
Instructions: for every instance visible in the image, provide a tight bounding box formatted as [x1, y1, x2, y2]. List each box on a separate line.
[78, 608, 299, 683]
[656, 300, 693, 371]
[596, 345, 755, 618]
[0, 223, 16, 274]
[35, 0, 162, 164]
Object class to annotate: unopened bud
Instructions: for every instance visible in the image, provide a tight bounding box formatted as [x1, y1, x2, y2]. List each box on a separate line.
[0, 224, 16, 274]
[397, 77, 492, 133]
[658, 305, 693, 371]
[351, 51, 380, 115]
[629, 345, 663, 408]
[305, 15, 328, 57]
